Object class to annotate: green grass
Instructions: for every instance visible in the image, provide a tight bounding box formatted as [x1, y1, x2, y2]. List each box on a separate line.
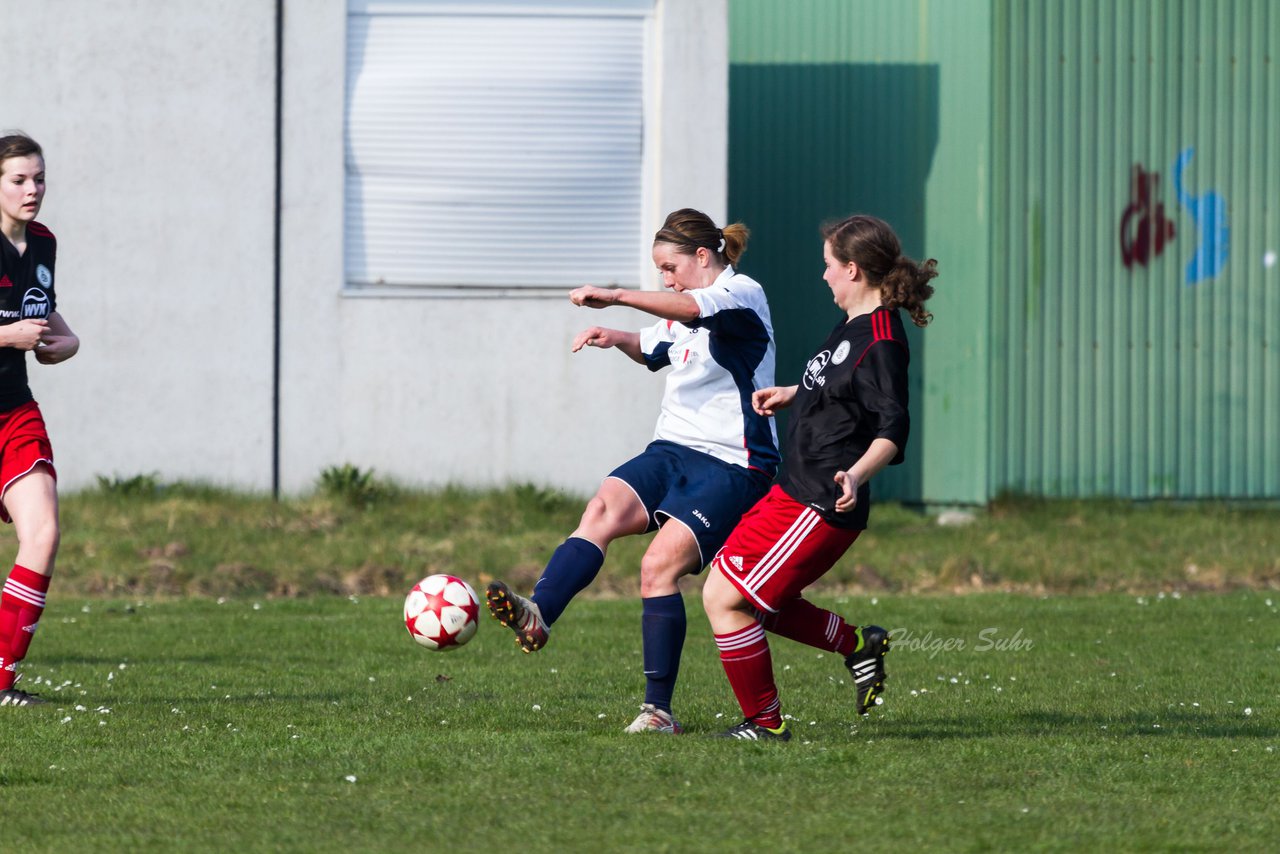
[54, 485, 1280, 597]
[5, 486, 1279, 849]
[3, 592, 1277, 851]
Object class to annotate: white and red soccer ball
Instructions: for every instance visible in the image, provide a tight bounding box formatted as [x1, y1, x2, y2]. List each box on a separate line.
[404, 574, 480, 651]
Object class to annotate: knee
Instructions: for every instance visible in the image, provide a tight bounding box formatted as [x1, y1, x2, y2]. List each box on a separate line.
[639, 552, 687, 597]
[580, 493, 633, 534]
[19, 516, 60, 560]
[701, 568, 745, 619]
[578, 490, 647, 544]
[579, 494, 611, 527]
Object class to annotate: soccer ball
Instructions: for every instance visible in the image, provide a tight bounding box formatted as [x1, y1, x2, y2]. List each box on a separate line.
[404, 574, 480, 651]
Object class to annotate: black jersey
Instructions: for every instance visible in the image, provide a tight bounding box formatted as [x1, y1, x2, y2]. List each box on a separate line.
[777, 306, 910, 530]
[0, 221, 57, 413]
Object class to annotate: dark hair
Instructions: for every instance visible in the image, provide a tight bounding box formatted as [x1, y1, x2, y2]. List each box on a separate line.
[653, 208, 749, 267]
[0, 133, 43, 175]
[823, 214, 937, 327]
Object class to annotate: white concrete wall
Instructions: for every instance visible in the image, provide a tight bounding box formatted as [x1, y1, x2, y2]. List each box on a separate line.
[653, 0, 730, 224]
[5, 0, 278, 490]
[5, 0, 727, 497]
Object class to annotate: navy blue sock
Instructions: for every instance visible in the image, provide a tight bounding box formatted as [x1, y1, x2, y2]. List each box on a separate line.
[530, 537, 605, 626]
[641, 593, 686, 713]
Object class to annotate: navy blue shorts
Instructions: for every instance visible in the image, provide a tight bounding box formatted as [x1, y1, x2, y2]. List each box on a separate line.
[607, 440, 772, 569]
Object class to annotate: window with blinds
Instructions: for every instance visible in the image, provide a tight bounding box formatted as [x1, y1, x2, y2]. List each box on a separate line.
[344, 0, 654, 293]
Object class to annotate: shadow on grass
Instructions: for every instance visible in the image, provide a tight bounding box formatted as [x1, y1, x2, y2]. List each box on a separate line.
[882, 709, 1275, 740]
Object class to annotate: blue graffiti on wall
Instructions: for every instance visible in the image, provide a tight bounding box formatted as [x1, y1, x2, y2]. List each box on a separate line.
[1172, 147, 1229, 285]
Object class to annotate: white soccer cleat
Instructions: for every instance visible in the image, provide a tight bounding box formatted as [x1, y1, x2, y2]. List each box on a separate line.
[624, 703, 684, 734]
[486, 580, 550, 653]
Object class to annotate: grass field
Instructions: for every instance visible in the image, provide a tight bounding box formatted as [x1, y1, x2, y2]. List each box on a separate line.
[53, 482, 1280, 597]
[3, 590, 1277, 851]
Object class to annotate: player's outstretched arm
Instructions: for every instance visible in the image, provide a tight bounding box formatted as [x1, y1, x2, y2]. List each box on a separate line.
[752, 385, 798, 416]
[34, 311, 79, 365]
[569, 285, 699, 324]
[571, 326, 644, 364]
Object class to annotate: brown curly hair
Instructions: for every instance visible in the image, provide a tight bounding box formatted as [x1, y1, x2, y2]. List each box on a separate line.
[822, 214, 937, 327]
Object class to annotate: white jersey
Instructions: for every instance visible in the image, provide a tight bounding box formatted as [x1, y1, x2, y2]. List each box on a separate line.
[639, 267, 780, 475]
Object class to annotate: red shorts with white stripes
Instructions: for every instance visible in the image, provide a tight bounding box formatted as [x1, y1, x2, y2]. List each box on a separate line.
[0, 401, 56, 524]
[710, 485, 860, 613]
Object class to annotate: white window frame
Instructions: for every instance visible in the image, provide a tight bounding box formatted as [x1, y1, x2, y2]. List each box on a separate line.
[344, 0, 658, 298]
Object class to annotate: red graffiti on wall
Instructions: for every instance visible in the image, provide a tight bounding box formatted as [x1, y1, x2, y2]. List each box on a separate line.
[1120, 164, 1176, 269]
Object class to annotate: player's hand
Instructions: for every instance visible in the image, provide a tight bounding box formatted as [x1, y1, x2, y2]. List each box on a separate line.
[569, 285, 620, 309]
[2, 318, 49, 351]
[752, 385, 797, 416]
[572, 326, 619, 352]
[34, 333, 79, 364]
[833, 469, 860, 513]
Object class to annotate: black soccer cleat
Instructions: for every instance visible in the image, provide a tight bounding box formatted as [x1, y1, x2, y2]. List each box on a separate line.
[486, 580, 549, 653]
[0, 687, 48, 707]
[844, 624, 890, 715]
[714, 719, 792, 742]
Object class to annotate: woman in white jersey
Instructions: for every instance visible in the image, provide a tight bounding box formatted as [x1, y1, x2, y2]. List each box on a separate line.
[488, 208, 779, 735]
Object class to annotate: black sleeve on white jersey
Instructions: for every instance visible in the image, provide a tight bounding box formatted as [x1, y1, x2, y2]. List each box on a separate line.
[643, 341, 673, 372]
[689, 306, 768, 341]
[685, 280, 767, 340]
[852, 341, 910, 464]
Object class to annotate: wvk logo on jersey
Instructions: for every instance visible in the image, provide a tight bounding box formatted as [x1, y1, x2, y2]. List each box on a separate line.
[22, 288, 51, 319]
[803, 350, 830, 390]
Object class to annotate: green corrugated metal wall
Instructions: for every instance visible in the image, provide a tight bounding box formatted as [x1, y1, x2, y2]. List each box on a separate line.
[729, 0, 1279, 504]
[991, 0, 1280, 498]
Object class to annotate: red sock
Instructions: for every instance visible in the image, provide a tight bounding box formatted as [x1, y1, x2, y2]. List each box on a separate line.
[714, 621, 783, 729]
[761, 597, 860, 657]
[0, 565, 51, 690]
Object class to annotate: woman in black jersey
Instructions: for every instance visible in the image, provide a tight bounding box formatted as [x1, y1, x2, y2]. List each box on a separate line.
[701, 214, 937, 740]
[0, 134, 80, 706]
